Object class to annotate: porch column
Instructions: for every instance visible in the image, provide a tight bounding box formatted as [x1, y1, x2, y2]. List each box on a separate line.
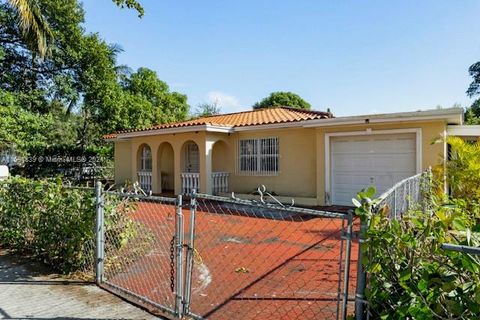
[200, 140, 214, 194]
[151, 146, 159, 193]
[131, 142, 139, 183]
[173, 144, 182, 195]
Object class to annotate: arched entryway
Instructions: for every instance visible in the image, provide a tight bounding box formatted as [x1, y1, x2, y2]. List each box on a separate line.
[137, 143, 152, 191]
[181, 141, 200, 194]
[211, 140, 229, 195]
[157, 142, 174, 194]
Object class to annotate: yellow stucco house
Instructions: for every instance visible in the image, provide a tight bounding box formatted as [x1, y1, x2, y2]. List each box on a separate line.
[105, 106, 476, 206]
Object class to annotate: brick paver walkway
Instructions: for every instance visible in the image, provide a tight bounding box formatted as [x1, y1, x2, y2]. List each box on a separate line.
[0, 250, 158, 319]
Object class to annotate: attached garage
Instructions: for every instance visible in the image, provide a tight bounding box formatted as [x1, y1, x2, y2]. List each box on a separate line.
[326, 131, 420, 205]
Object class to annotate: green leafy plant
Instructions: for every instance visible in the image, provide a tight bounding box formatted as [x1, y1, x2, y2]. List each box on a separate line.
[102, 196, 155, 278]
[0, 176, 95, 272]
[0, 176, 152, 276]
[444, 137, 480, 203]
[354, 186, 480, 319]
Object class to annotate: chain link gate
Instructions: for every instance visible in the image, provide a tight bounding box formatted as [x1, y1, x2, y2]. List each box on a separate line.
[94, 183, 184, 319]
[94, 183, 356, 320]
[181, 191, 356, 320]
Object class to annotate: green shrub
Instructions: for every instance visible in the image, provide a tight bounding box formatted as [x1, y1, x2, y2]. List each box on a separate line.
[0, 177, 96, 272]
[0, 176, 152, 275]
[355, 188, 480, 319]
[444, 137, 480, 203]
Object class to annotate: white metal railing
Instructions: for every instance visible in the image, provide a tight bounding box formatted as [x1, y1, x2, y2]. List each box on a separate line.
[212, 172, 229, 195]
[137, 171, 152, 192]
[374, 169, 432, 220]
[181, 172, 200, 195]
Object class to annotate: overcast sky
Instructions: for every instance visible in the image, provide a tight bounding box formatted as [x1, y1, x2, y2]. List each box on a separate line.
[83, 0, 480, 116]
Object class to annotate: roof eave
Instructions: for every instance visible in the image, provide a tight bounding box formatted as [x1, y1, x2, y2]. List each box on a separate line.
[303, 108, 464, 128]
[112, 124, 234, 139]
[233, 120, 311, 132]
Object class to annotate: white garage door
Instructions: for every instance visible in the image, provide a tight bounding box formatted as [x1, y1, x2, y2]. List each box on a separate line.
[330, 133, 417, 205]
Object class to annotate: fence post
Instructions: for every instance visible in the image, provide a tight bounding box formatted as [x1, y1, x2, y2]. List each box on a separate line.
[175, 195, 184, 319]
[427, 166, 434, 212]
[355, 215, 368, 320]
[183, 189, 197, 315]
[335, 217, 346, 320]
[95, 181, 104, 284]
[341, 210, 354, 319]
[393, 189, 397, 219]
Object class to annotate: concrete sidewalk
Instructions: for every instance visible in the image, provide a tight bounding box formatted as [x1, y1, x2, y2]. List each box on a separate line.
[0, 250, 158, 319]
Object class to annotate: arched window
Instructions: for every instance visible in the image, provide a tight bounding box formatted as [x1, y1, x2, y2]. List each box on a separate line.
[184, 141, 199, 172]
[140, 145, 152, 171]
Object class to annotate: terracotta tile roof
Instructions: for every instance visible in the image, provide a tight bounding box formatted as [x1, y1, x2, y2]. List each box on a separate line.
[104, 106, 332, 139]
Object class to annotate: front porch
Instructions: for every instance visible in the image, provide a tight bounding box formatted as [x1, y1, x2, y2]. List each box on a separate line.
[134, 138, 231, 196]
[137, 171, 229, 195]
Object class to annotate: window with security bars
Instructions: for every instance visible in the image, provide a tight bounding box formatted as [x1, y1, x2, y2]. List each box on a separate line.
[140, 145, 152, 171]
[238, 138, 279, 175]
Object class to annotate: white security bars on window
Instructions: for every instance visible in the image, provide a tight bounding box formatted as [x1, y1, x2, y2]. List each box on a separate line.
[139, 145, 153, 191]
[238, 137, 279, 175]
[141, 145, 152, 171]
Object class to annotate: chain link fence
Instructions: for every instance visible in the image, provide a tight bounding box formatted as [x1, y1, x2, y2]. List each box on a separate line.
[98, 190, 179, 318]
[183, 193, 356, 320]
[354, 168, 435, 320]
[374, 169, 433, 220]
[92, 185, 357, 320]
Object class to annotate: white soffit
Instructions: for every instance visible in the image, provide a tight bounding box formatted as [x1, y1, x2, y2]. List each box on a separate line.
[447, 125, 480, 137]
[304, 108, 463, 128]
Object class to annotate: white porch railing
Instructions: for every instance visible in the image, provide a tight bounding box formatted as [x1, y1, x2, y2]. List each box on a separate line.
[212, 172, 229, 195]
[181, 172, 200, 195]
[138, 171, 152, 192]
[181, 172, 230, 195]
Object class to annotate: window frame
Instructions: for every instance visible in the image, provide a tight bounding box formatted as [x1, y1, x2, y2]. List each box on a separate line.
[140, 145, 152, 171]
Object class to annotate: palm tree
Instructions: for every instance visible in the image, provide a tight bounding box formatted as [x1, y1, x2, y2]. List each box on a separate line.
[6, 0, 144, 60]
[7, 0, 53, 59]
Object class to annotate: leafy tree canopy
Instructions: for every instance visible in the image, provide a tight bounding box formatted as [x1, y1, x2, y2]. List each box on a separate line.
[0, 89, 78, 154]
[0, 0, 188, 159]
[110, 67, 189, 131]
[253, 91, 311, 110]
[112, 0, 144, 17]
[5, 0, 143, 59]
[467, 62, 480, 98]
[465, 99, 480, 125]
[192, 102, 221, 118]
[465, 61, 480, 124]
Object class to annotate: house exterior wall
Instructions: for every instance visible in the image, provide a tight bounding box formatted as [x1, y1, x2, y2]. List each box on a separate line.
[157, 143, 175, 190]
[114, 140, 132, 186]
[112, 119, 447, 205]
[315, 120, 447, 204]
[227, 128, 317, 198]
